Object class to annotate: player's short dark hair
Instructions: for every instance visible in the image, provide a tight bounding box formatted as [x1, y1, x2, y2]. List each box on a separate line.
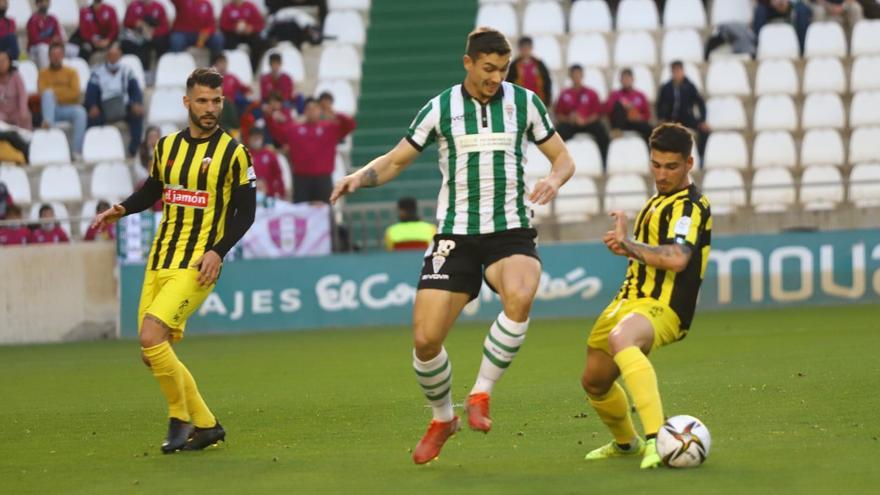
[318, 91, 333, 102]
[650, 123, 694, 160]
[269, 53, 282, 64]
[466, 27, 511, 60]
[670, 60, 684, 70]
[518, 36, 533, 48]
[186, 67, 223, 90]
[568, 64, 583, 74]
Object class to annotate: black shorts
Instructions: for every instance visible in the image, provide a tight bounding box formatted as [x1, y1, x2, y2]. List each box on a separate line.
[293, 174, 332, 203]
[417, 228, 540, 301]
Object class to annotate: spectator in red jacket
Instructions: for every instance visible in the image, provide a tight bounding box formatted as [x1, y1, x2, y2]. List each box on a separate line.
[0, 204, 34, 245]
[72, 0, 119, 61]
[555, 64, 609, 167]
[31, 204, 69, 244]
[0, 0, 20, 61]
[220, 0, 267, 73]
[121, 0, 170, 71]
[259, 53, 296, 107]
[84, 200, 116, 240]
[273, 97, 355, 203]
[212, 53, 252, 130]
[606, 68, 653, 142]
[247, 127, 286, 200]
[27, 0, 65, 68]
[506, 36, 552, 105]
[169, 0, 224, 59]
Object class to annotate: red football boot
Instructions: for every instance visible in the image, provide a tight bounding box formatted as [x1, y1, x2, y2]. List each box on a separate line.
[412, 416, 461, 464]
[466, 393, 492, 433]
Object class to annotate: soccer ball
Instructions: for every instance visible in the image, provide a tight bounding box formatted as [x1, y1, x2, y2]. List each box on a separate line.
[656, 415, 711, 468]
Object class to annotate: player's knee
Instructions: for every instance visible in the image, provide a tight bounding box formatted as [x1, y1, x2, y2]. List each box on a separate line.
[412, 332, 442, 360]
[581, 372, 611, 397]
[502, 285, 535, 320]
[607, 330, 632, 355]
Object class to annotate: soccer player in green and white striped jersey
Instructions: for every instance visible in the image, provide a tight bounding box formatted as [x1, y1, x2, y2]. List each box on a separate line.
[331, 27, 576, 464]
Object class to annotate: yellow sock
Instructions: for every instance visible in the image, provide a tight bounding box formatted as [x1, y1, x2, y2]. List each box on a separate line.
[613, 346, 664, 436]
[142, 342, 189, 422]
[587, 382, 637, 445]
[180, 363, 216, 428]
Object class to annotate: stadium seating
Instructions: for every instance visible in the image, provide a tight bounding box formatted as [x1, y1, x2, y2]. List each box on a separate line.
[801, 93, 845, 130]
[658, 62, 703, 92]
[329, 0, 371, 10]
[607, 136, 650, 175]
[155, 0, 176, 22]
[703, 131, 748, 170]
[705, 96, 747, 131]
[64, 58, 91, 93]
[30, 129, 71, 166]
[120, 55, 147, 91]
[0, 165, 32, 205]
[802, 57, 846, 94]
[706, 58, 750, 97]
[315, 80, 358, 115]
[532, 36, 563, 71]
[104, 0, 127, 19]
[17, 60, 38, 95]
[701, 168, 746, 215]
[849, 91, 880, 127]
[148, 88, 188, 125]
[661, 29, 704, 64]
[616, 0, 660, 32]
[753, 95, 798, 132]
[849, 127, 880, 164]
[324, 10, 367, 46]
[604, 174, 648, 214]
[224, 50, 254, 86]
[751, 168, 796, 212]
[83, 127, 126, 164]
[800, 129, 845, 167]
[259, 45, 306, 83]
[757, 24, 800, 60]
[155, 53, 196, 89]
[567, 137, 604, 178]
[49, 0, 79, 29]
[851, 20, 880, 57]
[90, 163, 134, 201]
[553, 176, 600, 222]
[663, 0, 707, 29]
[851, 56, 880, 92]
[804, 22, 848, 59]
[849, 163, 880, 207]
[752, 131, 797, 169]
[754, 59, 799, 97]
[567, 34, 610, 69]
[39, 165, 82, 203]
[475, 3, 518, 38]
[318, 44, 362, 82]
[569, 0, 612, 34]
[613, 31, 657, 67]
[710, 0, 752, 26]
[523, 1, 565, 36]
[611, 65, 656, 102]
[800, 165, 844, 210]
[7, 0, 31, 26]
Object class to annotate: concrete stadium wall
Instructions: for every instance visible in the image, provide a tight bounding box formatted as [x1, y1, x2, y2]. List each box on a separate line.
[0, 243, 117, 345]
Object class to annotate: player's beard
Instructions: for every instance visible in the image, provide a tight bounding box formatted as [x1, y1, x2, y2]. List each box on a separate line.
[190, 109, 218, 132]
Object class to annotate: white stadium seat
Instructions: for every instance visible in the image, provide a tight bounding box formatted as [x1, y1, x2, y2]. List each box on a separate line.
[7, 0, 31, 27]
[30, 129, 71, 166]
[800, 129, 844, 167]
[849, 91, 880, 127]
[17, 60, 38, 95]
[39, 164, 82, 202]
[119, 55, 146, 91]
[64, 58, 91, 93]
[851, 56, 880, 92]
[802, 93, 845, 130]
[91, 162, 134, 201]
[259, 44, 306, 83]
[753, 95, 798, 132]
[155, 53, 196, 88]
[604, 174, 648, 214]
[752, 131, 797, 169]
[475, 4, 518, 38]
[0, 165, 32, 205]
[800, 165, 844, 211]
[711, 0, 751, 26]
[532, 36, 563, 71]
[849, 127, 880, 164]
[567, 136, 604, 177]
[659, 61, 703, 92]
[318, 44, 362, 81]
[49, 0, 79, 28]
[802, 57, 846, 94]
[567, 34, 610, 69]
[315, 79, 358, 115]
[583, 67, 609, 101]
[607, 136, 650, 175]
[755, 59, 798, 96]
[323, 10, 366, 45]
[30, 202, 71, 237]
[553, 176, 600, 221]
[703, 132, 748, 170]
[851, 20, 880, 57]
[78, 199, 99, 237]
[329, 0, 371, 10]
[155, 0, 176, 22]
[224, 50, 254, 86]
[849, 163, 880, 207]
[751, 168, 796, 212]
[614, 31, 657, 67]
[706, 58, 750, 97]
[804, 22, 848, 59]
[611, 66, 656, 102]
[661, 29, 704, 64]
[569, 0, 612, 34]
[83, 126, 126, 163]
[276, 153, 293, 201]
[148, 87, 187, 125]
[523, 1, 565, 36]
[104, 0, 127, 19]
[664, 0, 707, 29]
[616, 0, 660, 31]
[705, 97, 747, 131]
[757, 24, 800, 60]
[701, 169, 745, 215]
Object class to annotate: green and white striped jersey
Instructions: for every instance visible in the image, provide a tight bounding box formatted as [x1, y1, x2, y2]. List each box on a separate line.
[405, 82, 555, 235]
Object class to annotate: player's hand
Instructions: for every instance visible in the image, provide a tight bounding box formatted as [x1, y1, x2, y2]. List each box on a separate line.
[330, 173, 361, 205]
[91, 204, 126, 229]
[192, 250, 222, 287]
[529, 176, 562, 205]
[603, 230, 627, 256]
[610, 210, 628, 245]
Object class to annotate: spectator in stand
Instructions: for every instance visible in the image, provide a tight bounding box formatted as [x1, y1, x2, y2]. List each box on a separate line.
[84, 200, 116, 240]
[264, 90, 294, 145]
[135, 126, 164, 211]
[39, 42, 87, 157]
[606, 68, 652, 143]
[656, 60, 709, 159]
[27, 0, 65, 69]
[247, 127, 286, 199]
[754, 0, 813, 55]
[0, 180, 11, 218]
[506, 36, 552, 105]
[85, 43, 144, 156]
[318, 91, 336, 120]
[859, 0, 880, 18]
[72, 0, 119, 62]
[0, 0, 20, 60]
[0, 51, 33, 130]
[121, 0, 170, 72]
[0, 204, 34, 245]
[220, 0, 267, 72]
[212, 53, 251, 130]
[384, 197, 436, 252]
[260, 53, 297, 108]
[266, 0, 327, 26]
[170, 0, 224, 59]
[555, 64, 609, 167]
[810, 0, 863, 27]
[31, 203, 69, 243]
[273, 97, 355, 204]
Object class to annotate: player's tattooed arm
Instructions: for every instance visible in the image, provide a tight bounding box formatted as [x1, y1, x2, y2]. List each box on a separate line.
[360, 168, 379, 188]
[619, 239, 692, 272]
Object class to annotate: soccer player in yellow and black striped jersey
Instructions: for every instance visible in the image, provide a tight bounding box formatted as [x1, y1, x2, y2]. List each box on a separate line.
[92, 67, 256, 454]
[580, 123, 711, 469]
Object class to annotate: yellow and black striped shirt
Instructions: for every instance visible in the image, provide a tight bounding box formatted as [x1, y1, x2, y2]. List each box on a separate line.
[147, 128, 254, 271]
[619, 184, 712, 329]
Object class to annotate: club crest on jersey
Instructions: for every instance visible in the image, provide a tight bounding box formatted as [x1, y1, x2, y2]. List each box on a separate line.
[505, 104, 515, 121]
[200, 157, 212, 173]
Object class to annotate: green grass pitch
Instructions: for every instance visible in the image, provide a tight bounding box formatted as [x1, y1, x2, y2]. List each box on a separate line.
[1, 304, 878, 494]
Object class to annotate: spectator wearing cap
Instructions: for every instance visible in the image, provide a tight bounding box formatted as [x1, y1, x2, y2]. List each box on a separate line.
[169, 0, 224, 59]
[0, 50, 33, 130]
[555, 64, 609, 167]
[0, 203, 34, 245]
[31, 204, 69, 244]
[0, 0, 20, 61]
[27, 0, 65, 69]
[247, 127, 286, 199]
[84, 200, 116, 240]
[73, 0, 119, 62]
[121, 0, 171, 71]
[39, 42, 87, 156]
[606, 68, 652, 143]
[656, 60, 709, 159]
[506, 36, 553, 105]
[384, 197, 436, 251]
[85, 42, 144, 156]
[220, 0, 267, 73]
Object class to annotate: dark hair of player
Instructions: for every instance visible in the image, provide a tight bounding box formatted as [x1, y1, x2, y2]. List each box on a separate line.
[465, 27, 511, 60]
[186, 67, 223, 90]
[650, 123, 694, 160]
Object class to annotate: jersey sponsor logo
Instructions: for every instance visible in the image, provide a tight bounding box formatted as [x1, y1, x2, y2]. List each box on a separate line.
[163, 187, 210, 208]
[454, 133, 515, 153]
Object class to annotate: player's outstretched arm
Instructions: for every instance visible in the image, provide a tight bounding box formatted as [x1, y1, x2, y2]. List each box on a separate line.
[330, 138, 420, 204]
[609, 210, 692, 272]
[531, 133, 576, 205]
[91, 177, 163, 229]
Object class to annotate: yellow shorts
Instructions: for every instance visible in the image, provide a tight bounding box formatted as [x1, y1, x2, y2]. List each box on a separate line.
[587, 297, 685, 355]
[137, 269, 215, 343]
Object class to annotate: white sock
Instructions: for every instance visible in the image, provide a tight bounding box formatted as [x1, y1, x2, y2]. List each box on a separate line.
[471, 312, 529, 396]
[413, 347, 454, 422]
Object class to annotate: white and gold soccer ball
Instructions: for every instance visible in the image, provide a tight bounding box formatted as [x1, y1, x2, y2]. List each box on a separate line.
[656, 415, 711, 468]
